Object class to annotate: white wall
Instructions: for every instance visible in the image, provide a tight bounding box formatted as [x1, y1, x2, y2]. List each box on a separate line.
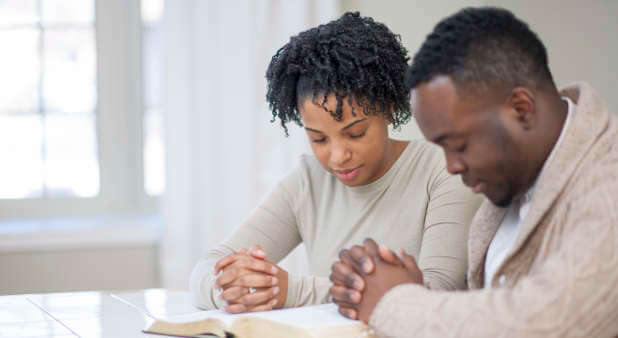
[342, 0, 618, 140]
[0, 245, 159, 295]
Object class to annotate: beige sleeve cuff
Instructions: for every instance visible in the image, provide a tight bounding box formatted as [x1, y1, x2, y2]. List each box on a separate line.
[284, 273, 332, 308]
[189, 258, 225, 310]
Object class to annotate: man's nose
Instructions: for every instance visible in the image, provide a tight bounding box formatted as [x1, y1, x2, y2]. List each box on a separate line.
[445, 152, 466, 175]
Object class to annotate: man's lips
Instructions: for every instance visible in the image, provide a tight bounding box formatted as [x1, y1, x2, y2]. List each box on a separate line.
[464, 178, 485, 194]
[472, 182, 485, 193]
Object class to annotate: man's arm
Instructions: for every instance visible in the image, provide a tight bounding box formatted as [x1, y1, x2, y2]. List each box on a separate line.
[349, 184, 618, 337]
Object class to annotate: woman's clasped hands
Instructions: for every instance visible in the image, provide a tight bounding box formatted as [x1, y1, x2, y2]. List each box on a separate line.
[214, 245, 288, 313]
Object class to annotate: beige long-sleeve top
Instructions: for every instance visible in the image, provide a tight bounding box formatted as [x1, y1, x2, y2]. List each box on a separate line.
[190, 140, 482, 309]
[369, 84, 618, 337]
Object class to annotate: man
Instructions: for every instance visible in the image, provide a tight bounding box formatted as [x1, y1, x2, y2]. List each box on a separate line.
[329, 7, 618, 337]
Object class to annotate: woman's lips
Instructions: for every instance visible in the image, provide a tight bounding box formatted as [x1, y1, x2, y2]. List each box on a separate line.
[334, 166, 362, 181]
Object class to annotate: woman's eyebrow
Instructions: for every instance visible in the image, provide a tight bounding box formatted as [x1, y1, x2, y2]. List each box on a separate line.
[341, 118, 368, 131]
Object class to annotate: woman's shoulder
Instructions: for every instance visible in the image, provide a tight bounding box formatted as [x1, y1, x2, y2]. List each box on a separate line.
[398, 139, 445, 172]
[280, 153, 334, 191]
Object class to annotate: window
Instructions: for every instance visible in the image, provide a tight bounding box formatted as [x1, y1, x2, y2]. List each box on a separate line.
[0, 0, 98, 199]
[142, 0, 165, 196]
[0, 0, 163, 219]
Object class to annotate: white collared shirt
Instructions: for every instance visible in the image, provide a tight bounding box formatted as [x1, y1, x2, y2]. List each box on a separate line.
[483, 96, 574, 288]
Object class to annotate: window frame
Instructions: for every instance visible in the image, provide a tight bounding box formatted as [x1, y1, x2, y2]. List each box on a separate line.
[0, 0, 158, 220]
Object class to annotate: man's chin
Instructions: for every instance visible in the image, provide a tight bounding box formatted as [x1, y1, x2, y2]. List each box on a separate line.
[488, 196, 513, 208]
[487, 192, 513, 208]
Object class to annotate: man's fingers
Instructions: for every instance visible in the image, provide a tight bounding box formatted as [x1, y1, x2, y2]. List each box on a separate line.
[237, 286, 279, 306]
[400, 249, 423, 283]
[362, 238, 380, 258]
[329, 285, 361, 304]
[338, 248, 368, 276]
[229, 273, 278, 288]
[330, 261, 365, 291]
[349, 245, 374, 274]
[337, 305, 358, 320]
[379, 244, 403, 266]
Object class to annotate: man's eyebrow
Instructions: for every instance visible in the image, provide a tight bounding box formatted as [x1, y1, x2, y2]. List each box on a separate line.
[342, 118, 368, 131]
[432, 133, 451, 144]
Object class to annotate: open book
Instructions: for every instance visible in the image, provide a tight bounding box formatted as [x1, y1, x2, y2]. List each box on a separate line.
[143, 303, 374, 338]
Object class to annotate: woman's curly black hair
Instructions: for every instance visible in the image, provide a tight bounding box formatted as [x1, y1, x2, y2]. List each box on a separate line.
[266, 12, 411, 136]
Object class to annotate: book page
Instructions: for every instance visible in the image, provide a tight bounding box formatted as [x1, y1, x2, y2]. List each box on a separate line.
[239, 303, 359, 329]
[158, 309, 239, 327]
[148, 303, 370, 338]
[156, 303, 359, 329]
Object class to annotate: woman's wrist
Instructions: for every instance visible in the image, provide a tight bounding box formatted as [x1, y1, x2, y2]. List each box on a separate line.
[274, 267, 289, 308]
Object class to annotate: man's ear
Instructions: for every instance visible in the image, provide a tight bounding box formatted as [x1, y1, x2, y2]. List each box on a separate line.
[506, 87, 536, 130]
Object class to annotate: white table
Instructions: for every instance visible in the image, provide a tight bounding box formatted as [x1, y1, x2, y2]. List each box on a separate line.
[0, 289, 202, 337]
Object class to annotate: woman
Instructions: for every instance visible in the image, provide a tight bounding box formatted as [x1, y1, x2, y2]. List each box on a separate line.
[190, 12, 481, 313]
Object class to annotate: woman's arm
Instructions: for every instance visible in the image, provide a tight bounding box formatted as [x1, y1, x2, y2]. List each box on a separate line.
[419, 166, 482, 290]
[189, 176, 303, 310]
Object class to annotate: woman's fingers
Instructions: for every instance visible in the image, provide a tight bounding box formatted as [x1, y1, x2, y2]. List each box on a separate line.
[237, 286, 280, 306]
[248, 245, 267, 259]
[223, 295, 278, 313]
[247, 298, 278, 312]
[214, 253, 241, 274]
[223, 303, 248, 313]
[215, 256, 279, 287]
[228, 273, 278, 288]
[219, 286, 249, 303]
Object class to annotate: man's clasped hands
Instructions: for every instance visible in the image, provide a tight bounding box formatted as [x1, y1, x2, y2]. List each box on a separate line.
[214, 238, 423, 323]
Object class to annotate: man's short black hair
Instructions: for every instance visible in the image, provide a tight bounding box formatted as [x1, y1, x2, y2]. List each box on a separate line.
[406, 7, 555, 96]
[266, 12, 411, 135]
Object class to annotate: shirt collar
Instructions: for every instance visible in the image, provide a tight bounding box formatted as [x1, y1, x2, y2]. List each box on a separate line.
[518, 96, 574, 209]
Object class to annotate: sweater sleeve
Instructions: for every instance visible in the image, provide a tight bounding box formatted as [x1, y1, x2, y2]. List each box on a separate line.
[419, 164, 482, 291]
[284, 274, 332, 308]
[190, 167, 303, 310]
[369, 182, 618, 338]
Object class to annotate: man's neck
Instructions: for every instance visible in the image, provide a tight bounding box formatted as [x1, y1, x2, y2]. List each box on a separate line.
[521, 96, 570, 198]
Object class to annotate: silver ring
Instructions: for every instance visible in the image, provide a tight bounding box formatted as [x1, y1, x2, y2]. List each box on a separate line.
[249, 287, 256, 294]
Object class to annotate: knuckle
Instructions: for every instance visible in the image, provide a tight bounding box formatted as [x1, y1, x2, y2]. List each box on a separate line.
[358, 255, 369, 265]
[344, 274, 356, 288]
[344, 290, 355, 302]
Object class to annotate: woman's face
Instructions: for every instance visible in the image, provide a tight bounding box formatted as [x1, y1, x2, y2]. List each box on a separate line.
[299, 94, 394, 186]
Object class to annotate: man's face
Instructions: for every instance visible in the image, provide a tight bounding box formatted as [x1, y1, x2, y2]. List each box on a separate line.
[299, 94, 392, 187]
[412, 76, 525, 207]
